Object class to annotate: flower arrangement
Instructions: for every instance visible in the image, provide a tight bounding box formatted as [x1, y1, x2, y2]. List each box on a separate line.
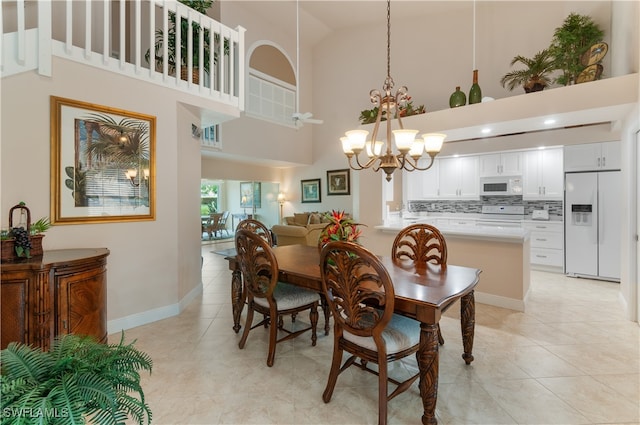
[318, 210, 363, 247]
[358, 96, 426, 125]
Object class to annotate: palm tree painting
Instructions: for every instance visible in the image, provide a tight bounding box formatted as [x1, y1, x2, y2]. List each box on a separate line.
[68, 113, 151, 208]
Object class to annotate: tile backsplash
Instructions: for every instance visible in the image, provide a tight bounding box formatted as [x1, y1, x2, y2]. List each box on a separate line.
[408, 197, 563, 216]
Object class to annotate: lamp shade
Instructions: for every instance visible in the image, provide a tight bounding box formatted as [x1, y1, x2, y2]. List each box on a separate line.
[409, 139, 425, 157]
[345, 129, 368, 151]
[422, 133, 446, 153]
[366, 140, 384, 157]
[340, 137, 353, 154]
[392, 129, 419, 151]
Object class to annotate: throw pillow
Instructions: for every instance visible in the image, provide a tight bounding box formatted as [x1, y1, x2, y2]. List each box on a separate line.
[309, 213, 322, 224]
[293, 213, 310, 226]
[285, 217, 296, 225]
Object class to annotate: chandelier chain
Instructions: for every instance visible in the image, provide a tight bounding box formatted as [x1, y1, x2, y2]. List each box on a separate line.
[386, 0, 391, 80]
[339, 0, 445, 182]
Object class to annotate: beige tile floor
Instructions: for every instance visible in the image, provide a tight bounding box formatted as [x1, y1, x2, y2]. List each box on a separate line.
[118, 241, 640, 425]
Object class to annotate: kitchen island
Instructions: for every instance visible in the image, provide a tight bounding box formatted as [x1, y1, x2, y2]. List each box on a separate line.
[371, 217, 531, 311]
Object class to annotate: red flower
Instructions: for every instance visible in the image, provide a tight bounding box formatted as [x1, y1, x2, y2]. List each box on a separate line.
[319, 210, 364, 246]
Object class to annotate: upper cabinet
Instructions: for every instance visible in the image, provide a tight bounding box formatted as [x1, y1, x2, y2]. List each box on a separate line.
[478, 152, 522, 177]
[404, 158, 439, 200]
[564, 141, 621, 172]
[523, 148, 564, 200]
[404, 156, 478, 200]
[438, 156, 479, 199]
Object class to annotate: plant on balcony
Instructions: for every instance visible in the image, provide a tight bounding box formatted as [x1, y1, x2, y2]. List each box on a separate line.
[0, 333, 153, 425]
[358, 97, 425, 125]
[500, 49, 556, 93]
[145, 0, 228, 83]
[549, 13, 604, 86]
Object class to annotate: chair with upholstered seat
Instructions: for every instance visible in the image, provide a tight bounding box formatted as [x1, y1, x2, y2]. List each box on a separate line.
[235, 229, 319, 367]
[391, 223, 448, 344]
[319, 241, 421, 425]
[236, 218, 273, 246]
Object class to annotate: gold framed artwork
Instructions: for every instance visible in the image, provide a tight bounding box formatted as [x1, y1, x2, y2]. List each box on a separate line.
[50, 96, 156, 224]
[326, 169, 350, 195]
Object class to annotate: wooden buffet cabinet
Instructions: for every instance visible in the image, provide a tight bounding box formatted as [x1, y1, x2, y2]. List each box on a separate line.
[1, 248, 109, 350]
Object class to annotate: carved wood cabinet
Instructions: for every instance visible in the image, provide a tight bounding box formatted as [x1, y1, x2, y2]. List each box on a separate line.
[1, 248, 109, 350]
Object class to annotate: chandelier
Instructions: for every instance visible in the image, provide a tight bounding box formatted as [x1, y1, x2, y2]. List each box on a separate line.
[340, 0, 446, 182]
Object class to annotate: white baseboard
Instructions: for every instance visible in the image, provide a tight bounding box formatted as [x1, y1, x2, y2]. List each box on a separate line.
[107, 282, 203, 334]
[475, 291, 525, 312]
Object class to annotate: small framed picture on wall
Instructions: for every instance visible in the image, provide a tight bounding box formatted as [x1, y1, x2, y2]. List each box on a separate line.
[301, 178, 321, 203]
[326, 169, 350, 195]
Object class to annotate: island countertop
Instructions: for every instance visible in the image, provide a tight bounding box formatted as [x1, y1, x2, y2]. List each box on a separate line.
[375, 219, 530, 243]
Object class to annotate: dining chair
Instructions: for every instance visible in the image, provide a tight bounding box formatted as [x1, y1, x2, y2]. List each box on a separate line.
[391, 223, 448, 345]
[236, 218, 273, 246]
[235, 229, 319, 367]
[219, 211, 230, 236]
[319, 241, 421, 425]
[204, 213, 224, 239]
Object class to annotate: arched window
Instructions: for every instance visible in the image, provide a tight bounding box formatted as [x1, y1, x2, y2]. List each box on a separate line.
[246, 43, 296, 127]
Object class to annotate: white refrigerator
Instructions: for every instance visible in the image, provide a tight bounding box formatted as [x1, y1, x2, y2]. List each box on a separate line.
[565, 171, 621, 281]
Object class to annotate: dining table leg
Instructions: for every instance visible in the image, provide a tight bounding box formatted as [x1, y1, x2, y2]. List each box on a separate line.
[231, 268, 243, 333]
[417, 322, 440, 425]
[460, 290, 476, 365]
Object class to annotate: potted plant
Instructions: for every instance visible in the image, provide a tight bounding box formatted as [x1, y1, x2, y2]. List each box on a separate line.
[500, 49, 556, 93]
[145, 0, 217, 83]
[0, 333, 153, 425]
[549, 13, 604, 86]
[358, 97, 425, 125]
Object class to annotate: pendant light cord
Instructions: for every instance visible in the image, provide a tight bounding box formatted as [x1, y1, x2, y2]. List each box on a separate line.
[296, 0, 300, 112]
[472, 0, 476, 70]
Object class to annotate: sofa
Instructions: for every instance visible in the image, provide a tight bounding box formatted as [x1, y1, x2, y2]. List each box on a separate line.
[271, 212, 331, 246]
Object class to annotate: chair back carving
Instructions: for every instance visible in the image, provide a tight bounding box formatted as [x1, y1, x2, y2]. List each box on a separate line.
[391, 223, 447, 269]
[236, 219, 273, 246]
[235, 229, 278, 300]
[320, 241, 394, 339]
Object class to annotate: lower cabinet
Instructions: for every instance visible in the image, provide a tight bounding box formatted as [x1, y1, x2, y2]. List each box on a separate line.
[1, 248, 109, 350]
[523, 222, 564, 269]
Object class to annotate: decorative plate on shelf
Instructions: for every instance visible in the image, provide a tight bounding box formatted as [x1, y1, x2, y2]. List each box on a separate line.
[580, 42, 608, 66]
[576, 64, 603, 84]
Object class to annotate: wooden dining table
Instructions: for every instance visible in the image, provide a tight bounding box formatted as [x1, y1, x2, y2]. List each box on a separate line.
[225, 244, 480, 425]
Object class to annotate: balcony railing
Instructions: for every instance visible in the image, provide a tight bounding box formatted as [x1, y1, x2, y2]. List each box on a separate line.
[1, 0, 245, 112]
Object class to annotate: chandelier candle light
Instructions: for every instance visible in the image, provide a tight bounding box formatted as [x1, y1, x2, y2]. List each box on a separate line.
[340, 0, 445, 182]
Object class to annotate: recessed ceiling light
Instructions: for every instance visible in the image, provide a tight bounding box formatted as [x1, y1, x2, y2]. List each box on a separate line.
[481, 128, 491, 134]
[544, 119, 556, 125]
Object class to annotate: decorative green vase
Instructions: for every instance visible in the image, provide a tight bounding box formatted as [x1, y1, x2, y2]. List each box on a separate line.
[449, 86, 466, 108]
[468, 69, 482, 104]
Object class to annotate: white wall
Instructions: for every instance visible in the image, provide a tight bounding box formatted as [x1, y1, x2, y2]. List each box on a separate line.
[0, 58, 202, 330]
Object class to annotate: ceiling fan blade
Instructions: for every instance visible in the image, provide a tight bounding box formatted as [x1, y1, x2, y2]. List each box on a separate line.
[305, 118, 324, 124]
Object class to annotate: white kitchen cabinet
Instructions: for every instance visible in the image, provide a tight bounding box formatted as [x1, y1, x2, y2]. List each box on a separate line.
[438, 156, 479, 199]
[523, 148, 564, 200]
[478, 151, 522, 177]
[403, 158, 439, 200]
[523, 221, 564, 269]
[564, 141, 621, 172]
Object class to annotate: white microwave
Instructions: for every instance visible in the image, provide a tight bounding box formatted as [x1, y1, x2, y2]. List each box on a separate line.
[480, 177, 523, 196]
